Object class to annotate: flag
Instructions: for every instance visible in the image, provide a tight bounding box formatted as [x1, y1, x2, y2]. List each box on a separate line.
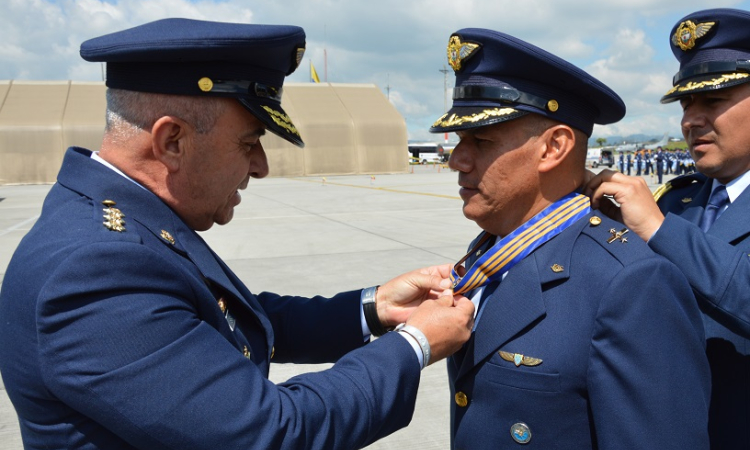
[310, 60, 320, 83]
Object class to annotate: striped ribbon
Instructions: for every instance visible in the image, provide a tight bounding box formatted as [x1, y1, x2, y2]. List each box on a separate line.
[451, 192, 590, 295]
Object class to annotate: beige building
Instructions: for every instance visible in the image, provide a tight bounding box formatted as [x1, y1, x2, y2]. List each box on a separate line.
[0, 81, 408, 185]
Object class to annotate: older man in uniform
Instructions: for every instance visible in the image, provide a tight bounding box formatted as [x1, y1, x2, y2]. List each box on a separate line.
[0, 19, 475, 450]
[429, 28, 710, 450]
[586, 8, 750, 449]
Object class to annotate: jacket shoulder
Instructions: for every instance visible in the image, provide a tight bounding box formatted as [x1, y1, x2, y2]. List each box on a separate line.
[578, 213, 655, 267]
[653, 173, 707, 204]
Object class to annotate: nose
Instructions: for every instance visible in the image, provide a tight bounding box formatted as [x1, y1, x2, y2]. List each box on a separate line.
[249, 141, 269, 179]
[681, 101, 706, 134]
[448, 140, 471, 172]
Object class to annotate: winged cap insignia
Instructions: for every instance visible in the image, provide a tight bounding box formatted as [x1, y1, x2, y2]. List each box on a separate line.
[447, 35, 481, 72]
[499, 350, 543, 367]
[672, 20, 716, 51]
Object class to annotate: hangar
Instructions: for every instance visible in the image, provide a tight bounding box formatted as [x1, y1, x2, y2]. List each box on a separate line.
[0, 81, 408, 185]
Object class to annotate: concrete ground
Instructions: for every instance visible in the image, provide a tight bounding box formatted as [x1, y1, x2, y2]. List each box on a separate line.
[0, 164, 677, 449]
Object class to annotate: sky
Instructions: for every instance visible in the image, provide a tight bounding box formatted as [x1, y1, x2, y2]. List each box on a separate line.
[3, 0, 750, 145]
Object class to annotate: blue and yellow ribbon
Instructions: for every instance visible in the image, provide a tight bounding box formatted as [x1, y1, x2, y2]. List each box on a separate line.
[451, 192, 590, 295]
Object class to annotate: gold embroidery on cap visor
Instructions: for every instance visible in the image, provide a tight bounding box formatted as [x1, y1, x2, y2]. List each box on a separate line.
[672, 20, 716, 51]
[294, 47, 305, 72]
[664, 72, 750, 96]
[261, 105, 300, 137]
[432, 107, 519, 129]
[447, 35, 480, 72]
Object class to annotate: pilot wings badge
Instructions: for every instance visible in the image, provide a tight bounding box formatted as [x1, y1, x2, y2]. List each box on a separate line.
[499, 351, 543, 367]
[447, 35, 481, 72]
[672, 20, 716, 51]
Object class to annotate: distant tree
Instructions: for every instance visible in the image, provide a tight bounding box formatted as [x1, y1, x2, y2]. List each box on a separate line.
[596, 137, 606, 147]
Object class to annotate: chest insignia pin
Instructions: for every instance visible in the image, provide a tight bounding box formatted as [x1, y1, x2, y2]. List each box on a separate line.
[499, 350, 543, 367]
[102, 200, 125, 232]
[607, 228, 629, 244]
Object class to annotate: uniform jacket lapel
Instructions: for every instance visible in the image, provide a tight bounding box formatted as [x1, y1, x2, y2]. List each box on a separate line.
[454, 221, 578, 381]
[710, 182, 750, 244]
[675, 178, 711, 225]
[663, 173, 750, 243]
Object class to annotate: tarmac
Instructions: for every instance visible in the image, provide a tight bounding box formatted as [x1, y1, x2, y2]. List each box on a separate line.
[0, 164, 677, 449]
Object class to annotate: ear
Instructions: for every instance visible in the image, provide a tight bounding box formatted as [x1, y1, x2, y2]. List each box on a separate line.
[151, 116, 190, 173]
[538, 124, 576, 173]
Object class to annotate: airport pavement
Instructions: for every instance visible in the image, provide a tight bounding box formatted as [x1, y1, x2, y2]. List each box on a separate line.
[0, 164, 678, 449]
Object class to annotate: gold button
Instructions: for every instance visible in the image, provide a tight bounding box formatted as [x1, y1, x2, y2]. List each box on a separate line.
[102, 199, 116, 206]
[455, 391, 469, 407]
[547, 99, 559, 112]
[551, 264, 564, 273]
[243, 346, 251, 359]
[589, 216, 602, 226]
[218, 298, 227, 314]
[197, 77, 214, 92]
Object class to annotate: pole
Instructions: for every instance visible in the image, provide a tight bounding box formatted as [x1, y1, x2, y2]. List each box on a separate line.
[324, 25, 328, 83]
[439, 65, 449, 113]
[439, 65, 450, 143]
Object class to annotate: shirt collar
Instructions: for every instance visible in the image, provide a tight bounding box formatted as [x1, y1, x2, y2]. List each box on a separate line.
[711, 169, 750, 204]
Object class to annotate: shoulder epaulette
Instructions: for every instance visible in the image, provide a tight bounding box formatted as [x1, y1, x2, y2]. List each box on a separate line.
[652, 182, 673, 203]
[652, 173, 704, 203]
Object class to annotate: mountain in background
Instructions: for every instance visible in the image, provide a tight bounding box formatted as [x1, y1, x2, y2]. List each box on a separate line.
[588, 134, 679, 147]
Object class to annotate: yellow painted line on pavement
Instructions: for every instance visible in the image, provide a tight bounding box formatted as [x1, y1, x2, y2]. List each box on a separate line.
[290, 178, 461, 200]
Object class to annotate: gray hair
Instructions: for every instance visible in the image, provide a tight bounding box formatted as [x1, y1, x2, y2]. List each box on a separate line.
[105, 89, 228, 138]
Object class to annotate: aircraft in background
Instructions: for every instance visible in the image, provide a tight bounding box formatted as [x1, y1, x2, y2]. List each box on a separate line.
[614, 133, 669, 153]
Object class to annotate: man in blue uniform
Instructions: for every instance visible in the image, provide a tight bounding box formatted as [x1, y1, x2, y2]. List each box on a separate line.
[429, 28, 710, 449]
[586, 8, 750, 449]
[655, 146, 665, 183]
[636, 150, 643, 175]
[0, 19, 476, 450]
[626, 150, 633, 175]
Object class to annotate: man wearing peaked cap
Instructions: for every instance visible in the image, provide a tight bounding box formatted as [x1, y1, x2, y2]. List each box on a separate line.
[586, 8, 750, 449]
[0, 18, 475, 450]
[434, 28, 710, 449]
[79, 18, 308, 147]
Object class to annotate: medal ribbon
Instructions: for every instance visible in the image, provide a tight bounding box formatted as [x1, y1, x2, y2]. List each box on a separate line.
[451, 192, 590, 295]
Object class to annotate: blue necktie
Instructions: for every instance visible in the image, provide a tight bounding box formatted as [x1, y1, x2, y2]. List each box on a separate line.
[700, 185, 729, 232]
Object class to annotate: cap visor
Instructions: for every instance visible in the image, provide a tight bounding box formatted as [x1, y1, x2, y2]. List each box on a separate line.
[237, 98, 304, 147]
[429, 106, 528, 133]
[661, 72, 750, 103]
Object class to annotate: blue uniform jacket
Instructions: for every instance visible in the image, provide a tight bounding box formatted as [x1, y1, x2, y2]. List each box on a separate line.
[0, 147, 420, 450]
[652, 172, 750, 449]
[448, 212, 710, 449]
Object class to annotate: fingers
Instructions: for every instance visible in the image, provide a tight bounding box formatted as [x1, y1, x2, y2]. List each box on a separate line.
[454, 296, 475, 315]
[582, 169, 616, 197]
[434, 294, 455, 306]
[585, 171, 647, 209]
[431, 263, 455, 279]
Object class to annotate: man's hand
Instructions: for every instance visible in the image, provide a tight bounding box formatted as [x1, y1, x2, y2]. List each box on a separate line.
[404, 294, 475, 365]
[583, 169, 666, 241]
[375, 264, 455, 328]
